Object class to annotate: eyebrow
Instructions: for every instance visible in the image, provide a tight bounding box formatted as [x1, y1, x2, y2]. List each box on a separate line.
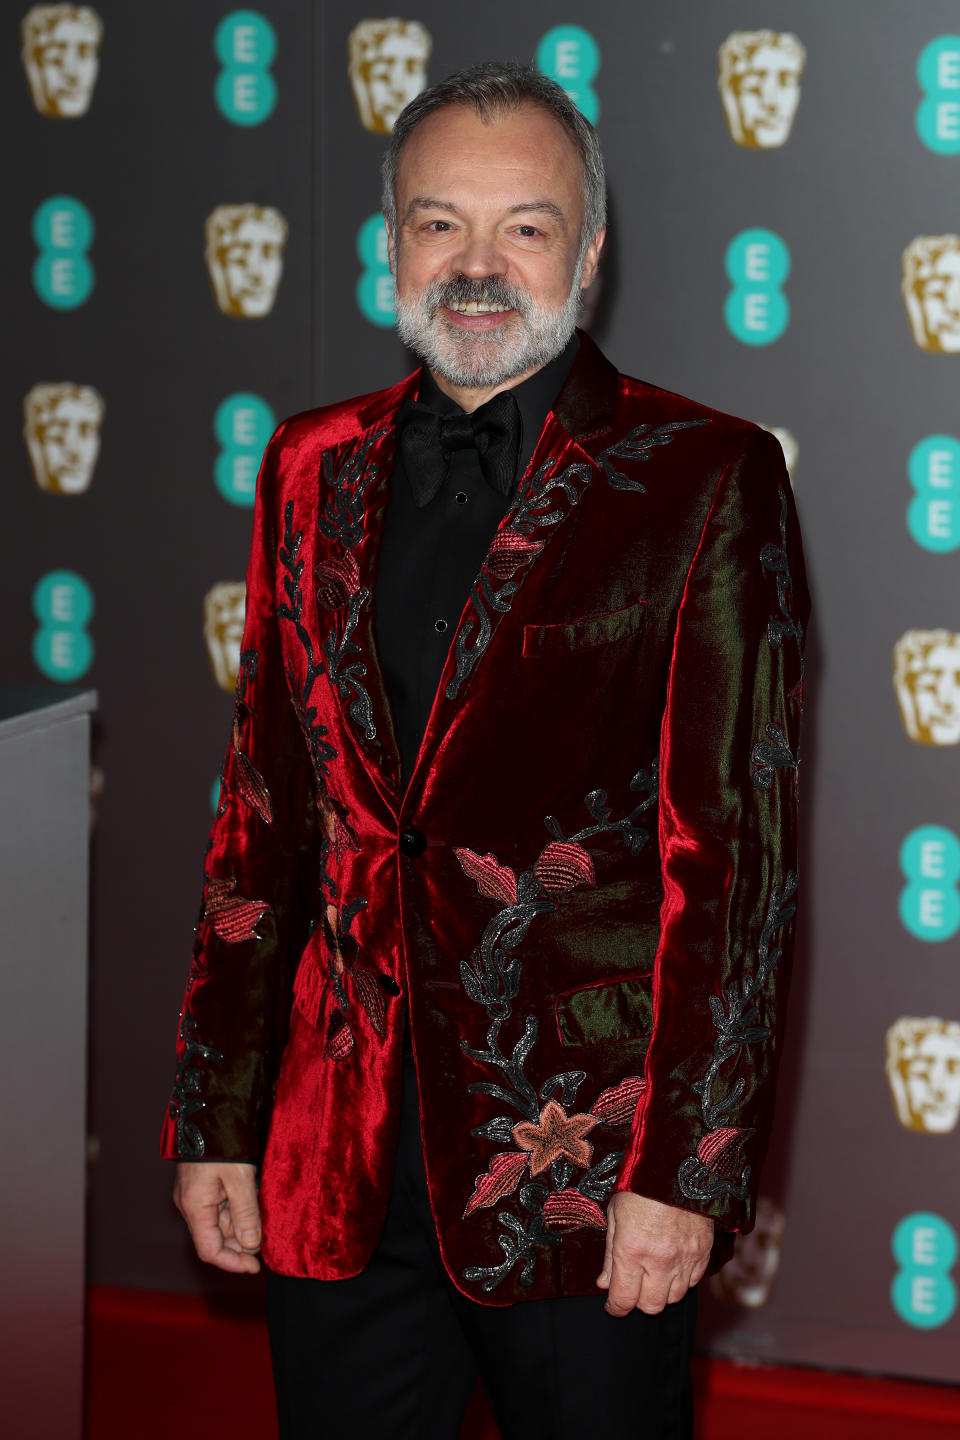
[403, 196, 568, 229]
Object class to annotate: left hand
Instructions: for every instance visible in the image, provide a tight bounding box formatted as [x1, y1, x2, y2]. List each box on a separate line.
[597, 1191, 714, 1316]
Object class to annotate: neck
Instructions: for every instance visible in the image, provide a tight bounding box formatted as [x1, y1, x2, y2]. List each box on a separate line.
[426, 361, 546, 414]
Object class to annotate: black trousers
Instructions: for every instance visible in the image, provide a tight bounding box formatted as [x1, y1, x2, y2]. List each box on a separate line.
[266, 1049, 697, 1439]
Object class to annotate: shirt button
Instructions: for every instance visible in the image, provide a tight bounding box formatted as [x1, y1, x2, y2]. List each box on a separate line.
[455, 491, 468, 505]
[434, 618, 448, 634]
[398, 828, 427, 858]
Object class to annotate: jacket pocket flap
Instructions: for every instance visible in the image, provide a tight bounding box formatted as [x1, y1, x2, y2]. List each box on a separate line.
[523, 599, 646, 657]
[555, 971, 653, 1047]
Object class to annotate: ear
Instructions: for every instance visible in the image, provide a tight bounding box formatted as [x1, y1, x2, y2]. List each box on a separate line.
[579, 226, 606, 290]
[385, 218, 396, 276]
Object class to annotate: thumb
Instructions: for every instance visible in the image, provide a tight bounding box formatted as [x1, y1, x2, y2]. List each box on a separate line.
[223, 1168, 262, 1251]
[597, 1199, 616, 1288]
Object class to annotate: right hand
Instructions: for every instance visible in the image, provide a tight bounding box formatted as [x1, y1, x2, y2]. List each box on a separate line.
[173, 1161, 262, 1274]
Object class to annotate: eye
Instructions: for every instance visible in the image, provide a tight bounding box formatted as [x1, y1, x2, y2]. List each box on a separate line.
[425, 220, 452, 232]
[514, 225, 541, 238]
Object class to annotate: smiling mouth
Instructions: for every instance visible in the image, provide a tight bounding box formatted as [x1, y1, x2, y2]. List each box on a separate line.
[446, 301, 514, 315]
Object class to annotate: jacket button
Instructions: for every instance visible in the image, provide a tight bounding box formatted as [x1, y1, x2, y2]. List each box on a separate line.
[398, 827, 427, 858]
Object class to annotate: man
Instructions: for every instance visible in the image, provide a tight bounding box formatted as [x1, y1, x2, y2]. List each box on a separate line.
[164, 62, 808, 1438]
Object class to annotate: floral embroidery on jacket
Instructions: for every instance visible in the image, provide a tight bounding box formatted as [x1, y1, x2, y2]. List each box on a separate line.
[292, 894, 399, 1057]
[203, 876, 270, 943]
[677, 872, 797, 1203]
[169, 990, 223, 1160]
[454, 765, 658, 1292]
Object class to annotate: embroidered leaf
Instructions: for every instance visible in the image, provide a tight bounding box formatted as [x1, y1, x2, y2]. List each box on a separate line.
[234, 749, 274, 824]
[534, 841, 596, 895]
[204, 877, 270, 943]
[486, 531, 545, 581]
[353, 966, 386, 1036]
[460, 959, 484, 1005]
[592, 1075, 647, 1127]
[542, 1189, 608, 1232]
[324, 1011, 354, 1062]
[463, 1150, 529, 1218]
[454, 848, 518, 905]
[471, 1116, 516, 1144]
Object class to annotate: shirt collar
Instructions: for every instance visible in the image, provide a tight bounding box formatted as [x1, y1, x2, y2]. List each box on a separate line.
[416, 332, 580, 485]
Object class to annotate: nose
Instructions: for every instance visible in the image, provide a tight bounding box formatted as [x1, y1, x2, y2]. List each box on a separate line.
[450, 228, 507, 279]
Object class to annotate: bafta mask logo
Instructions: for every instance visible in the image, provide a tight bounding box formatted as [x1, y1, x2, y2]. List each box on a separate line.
[762, 425, 798, 482]
[902, 236, 960, 352]
[203, 582, 245, 693]
[348, 19, 431, 134]
[21, 4, 102, 118]
[23, 382, 103, 494]
[893, 630, 960, 745]
[718, 31, 806, 149]
[205, 204, 287, 318]
[709, 1197, 785, 1308]
[886, 1018, 960, 1135]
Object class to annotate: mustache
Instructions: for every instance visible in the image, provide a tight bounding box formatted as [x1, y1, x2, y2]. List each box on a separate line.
[421, 273, 530, 314]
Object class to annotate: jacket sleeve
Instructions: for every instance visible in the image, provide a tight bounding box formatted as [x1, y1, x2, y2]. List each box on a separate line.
[160, 422, 318, 1162]
[616, 427, 809, 1233]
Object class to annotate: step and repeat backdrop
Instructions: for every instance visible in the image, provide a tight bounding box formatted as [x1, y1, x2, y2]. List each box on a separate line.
[4, 0, 959, 1386]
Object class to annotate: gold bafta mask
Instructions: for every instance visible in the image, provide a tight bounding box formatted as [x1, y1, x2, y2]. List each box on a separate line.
[205, 204, 288, 319]
[203, 582, 246, 693]
[761, 425, 798, 482]
[893, 630, 960, 746]
[718, 31, 805, 149]
[709, 1197, 785, 1308]
[886, 1018, 960, 1134]
[902, 236, 960, 353]
[23, 382, 104, 494]
[348, 18, 431, 134]
[21, 4, 102, 118]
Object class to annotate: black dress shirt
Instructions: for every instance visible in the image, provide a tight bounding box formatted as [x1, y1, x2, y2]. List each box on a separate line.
[375, 335, 578, 787]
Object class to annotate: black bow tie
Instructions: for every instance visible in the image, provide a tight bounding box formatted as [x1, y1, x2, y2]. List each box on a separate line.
[395, 389, 522, 508]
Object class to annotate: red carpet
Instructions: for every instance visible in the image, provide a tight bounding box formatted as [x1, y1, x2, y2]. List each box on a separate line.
[85, 1286, 960, 1439]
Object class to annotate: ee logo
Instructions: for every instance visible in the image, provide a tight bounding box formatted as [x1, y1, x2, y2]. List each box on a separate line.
[724, 229, 790, 345]
[214, 393, 275, 507]
[32, 196, 94, 309]
[899, 825, 960, 941]
[535, 26, 600, 123]
[32, 570, 94, 682]
[356, 214, 395, 327]
[892, 1213, 957, 1329]
[214, 10, 277, 126]
[908, 436, 960, 553]
[916, 37, 960, 155]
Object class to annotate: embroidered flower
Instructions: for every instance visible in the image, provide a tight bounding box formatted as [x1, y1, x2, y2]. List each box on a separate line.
[533, 841, 596, 895]
[696, 1126, 753, 1180]
[485, 531, 545, 581]
[591, 1075, 647, 1127]
[511, 1100, 597, 1176]
[315, 552, 360, 610]
[542, 1189, 608, 1232]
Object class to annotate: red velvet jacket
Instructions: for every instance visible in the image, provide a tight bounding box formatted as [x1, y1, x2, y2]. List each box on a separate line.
[162, 333, 808, 1305]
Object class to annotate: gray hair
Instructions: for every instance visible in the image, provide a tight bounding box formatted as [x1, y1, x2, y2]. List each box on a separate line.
[381, 60, 606, 247]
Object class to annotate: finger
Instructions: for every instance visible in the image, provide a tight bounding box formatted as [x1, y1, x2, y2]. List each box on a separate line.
[689, 1253, 710, 1288]
[604, 1238, 645, 1317]
[635, 1269, 671, 1315]
[186, 1201, 260, 1272]
[665, 1270, 690, 1307]
[222, 1168, 262, 1253]
[596, 1203, 616, 1289]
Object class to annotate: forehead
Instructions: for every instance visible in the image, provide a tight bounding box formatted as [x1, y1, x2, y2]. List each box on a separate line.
[743, 43, 801, 73]
[372, 31, 425, 63]
[396, 103, 583, 205]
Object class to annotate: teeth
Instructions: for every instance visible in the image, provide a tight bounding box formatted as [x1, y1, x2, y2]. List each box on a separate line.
[451, 301, 510, 315]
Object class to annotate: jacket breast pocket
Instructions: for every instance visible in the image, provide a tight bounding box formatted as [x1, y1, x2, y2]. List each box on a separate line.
[522, 598, 646, 658]
[555, 970, 654, 1049]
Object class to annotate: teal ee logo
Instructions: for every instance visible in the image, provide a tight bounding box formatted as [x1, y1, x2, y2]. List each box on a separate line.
[32, 196, 94, 308]
[725, 229, 790, 344]
[214, 393, 275, 507]
[535, 26, 600, 123]
[899, 825, 960, 941]
[908, 435, 960, 552]
[356, 214, 395, 327]
[892, 1212, 958, 1329]
[917, 37, 960, 155]
[214, 10, 277, 125]
[32, 569, 94, 681]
